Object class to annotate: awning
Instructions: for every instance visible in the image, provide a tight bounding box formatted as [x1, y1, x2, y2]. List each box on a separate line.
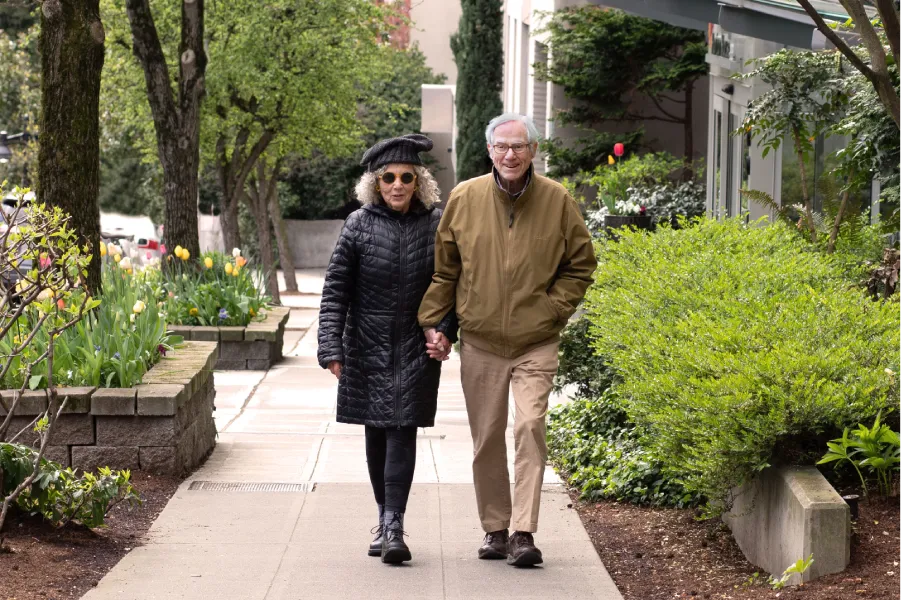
[592, 0, 715, 31]
[589, 0, 858, 49]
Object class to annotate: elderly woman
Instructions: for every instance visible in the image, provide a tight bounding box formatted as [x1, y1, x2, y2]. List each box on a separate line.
[317, 134, 456, 565]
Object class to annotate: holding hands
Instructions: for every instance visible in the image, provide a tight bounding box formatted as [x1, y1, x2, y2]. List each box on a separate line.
[424, 328, 451, 361]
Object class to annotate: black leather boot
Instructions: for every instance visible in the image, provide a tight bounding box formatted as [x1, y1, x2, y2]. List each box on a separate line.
[368, 504, 385, 557]
[381, 511, 411, 564]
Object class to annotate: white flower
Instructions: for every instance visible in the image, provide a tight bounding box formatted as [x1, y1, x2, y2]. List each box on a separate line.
[132, 300, 146, 314]
[66, 370, 73, 379]
[36, 288, 54, 301]
[232, 247, 242, 258]
[119, 257, 133, 271]
[130, 313, 136, 323]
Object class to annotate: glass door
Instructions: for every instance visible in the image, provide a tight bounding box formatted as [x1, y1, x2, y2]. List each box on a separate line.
[709, 94, 747, 220]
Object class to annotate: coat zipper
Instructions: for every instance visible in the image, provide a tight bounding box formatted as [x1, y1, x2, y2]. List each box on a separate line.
[503, 200, 514, 356]
[394, 218, 407, 429]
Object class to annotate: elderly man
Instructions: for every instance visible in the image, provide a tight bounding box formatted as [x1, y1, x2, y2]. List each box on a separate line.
[418, 113, 597, 566]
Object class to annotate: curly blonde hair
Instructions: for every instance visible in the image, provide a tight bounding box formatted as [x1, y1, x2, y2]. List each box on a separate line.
[355, 164, 441, 208]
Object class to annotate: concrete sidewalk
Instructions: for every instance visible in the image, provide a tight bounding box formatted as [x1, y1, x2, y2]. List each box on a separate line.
[83, 272, 622, 600]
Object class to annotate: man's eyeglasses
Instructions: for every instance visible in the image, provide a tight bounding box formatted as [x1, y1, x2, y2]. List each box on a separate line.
[491, 143, 531, 155]
[379, 172, 416, 185]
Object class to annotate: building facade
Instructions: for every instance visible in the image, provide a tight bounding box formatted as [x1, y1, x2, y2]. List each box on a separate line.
[500, 0, 710, 175]
[581, 0, 881, 221]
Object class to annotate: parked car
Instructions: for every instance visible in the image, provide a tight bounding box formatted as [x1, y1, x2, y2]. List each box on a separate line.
[0, 192, 35, 303]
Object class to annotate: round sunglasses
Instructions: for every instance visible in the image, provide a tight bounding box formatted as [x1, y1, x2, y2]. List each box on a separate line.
[379, 172, 417, 185]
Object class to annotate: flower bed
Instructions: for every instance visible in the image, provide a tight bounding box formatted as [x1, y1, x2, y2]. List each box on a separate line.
[167, 306, 290, 370]
[0, 341, 217, 475]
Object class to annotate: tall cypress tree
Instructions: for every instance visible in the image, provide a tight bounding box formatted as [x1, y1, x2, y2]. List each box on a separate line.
[451, 0, 503, 182]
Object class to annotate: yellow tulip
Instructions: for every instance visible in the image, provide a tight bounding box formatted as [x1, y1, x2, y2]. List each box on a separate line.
[133, 300, 146, 314]
[224, 263, 234, 275]
[99, 241, 107, 257]
[174, 245, 184, 258]
[608, 155, 615, 165]
[232, 267, 240, 277]
[189, 307, 199, 316]
[113, 254, 122, 263]
[181, 249, 190, 261]
[204, 257, 213, 269]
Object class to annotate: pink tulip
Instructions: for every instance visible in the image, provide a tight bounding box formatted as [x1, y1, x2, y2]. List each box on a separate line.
[146, 251, 153, 260]
[57, 298, 65, 310]
[160, 244, 167, 255]
[39, 257, 52, 269]
[614, 143, 625, 157]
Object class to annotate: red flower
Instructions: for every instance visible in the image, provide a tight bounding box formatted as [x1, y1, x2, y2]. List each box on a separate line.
[613, 143, 625, 157]
[157, 344, 167, 357]
[639, 205, 647, 215]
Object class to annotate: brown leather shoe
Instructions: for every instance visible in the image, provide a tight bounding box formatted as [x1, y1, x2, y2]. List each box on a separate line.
[477, 529, 509, 559]
[507, 531, 543, 566]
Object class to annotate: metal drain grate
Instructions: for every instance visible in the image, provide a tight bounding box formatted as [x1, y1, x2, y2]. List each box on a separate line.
[188, 481, 316, 492]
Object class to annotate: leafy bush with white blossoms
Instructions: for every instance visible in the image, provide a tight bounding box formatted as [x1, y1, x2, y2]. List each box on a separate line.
[628, 179, 707, 225]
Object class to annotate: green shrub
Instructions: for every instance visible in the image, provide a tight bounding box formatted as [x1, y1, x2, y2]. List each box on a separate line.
[554, 317, 616, 398]
[548, 392, 697, 506]
[584, 217, 899, 511]
[0, 441, 139, 527]
[157, 250, 270, 327]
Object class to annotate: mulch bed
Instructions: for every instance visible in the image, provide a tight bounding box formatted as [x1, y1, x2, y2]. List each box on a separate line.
[1, 471, 182, 600]
[572, 487, 899, 600]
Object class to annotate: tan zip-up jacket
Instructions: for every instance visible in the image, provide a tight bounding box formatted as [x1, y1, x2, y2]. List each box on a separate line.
[418, 169, 597, 358]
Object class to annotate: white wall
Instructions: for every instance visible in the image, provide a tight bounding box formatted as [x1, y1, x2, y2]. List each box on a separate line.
[409, 0, 462, 84]
[411, 2, 462, 199]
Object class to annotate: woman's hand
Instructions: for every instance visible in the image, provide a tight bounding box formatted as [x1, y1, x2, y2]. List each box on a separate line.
[327, 361, 343, 379]
[424, 328, 451, 361]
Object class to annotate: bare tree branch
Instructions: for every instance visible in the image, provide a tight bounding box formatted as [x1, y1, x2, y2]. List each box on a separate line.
[796, 0, 900, 126]
[874, 0, 900, 65]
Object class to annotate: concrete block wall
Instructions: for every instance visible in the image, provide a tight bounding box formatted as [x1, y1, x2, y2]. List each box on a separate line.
[724, 466, 851, 586]
[0, 342, 218, 476]
[167, 306, 290, 371]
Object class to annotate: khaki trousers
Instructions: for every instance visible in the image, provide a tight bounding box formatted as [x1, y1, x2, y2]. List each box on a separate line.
[460, 339, 559, 533]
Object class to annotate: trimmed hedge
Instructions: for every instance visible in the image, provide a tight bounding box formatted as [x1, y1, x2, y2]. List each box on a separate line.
[581, 218, 898, 509]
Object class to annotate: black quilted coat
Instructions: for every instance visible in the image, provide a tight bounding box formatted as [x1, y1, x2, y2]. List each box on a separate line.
[317, 200, 456, 428]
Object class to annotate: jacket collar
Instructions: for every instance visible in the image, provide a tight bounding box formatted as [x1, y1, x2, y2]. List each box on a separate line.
[492, 164, 535, 205]
[363, 197, 432, 219]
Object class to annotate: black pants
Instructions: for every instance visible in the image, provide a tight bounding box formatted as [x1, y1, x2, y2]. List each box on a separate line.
[365, 425, 417, 513]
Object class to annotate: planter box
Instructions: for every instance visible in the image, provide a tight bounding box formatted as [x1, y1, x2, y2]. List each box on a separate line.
[0, 342, 218, 476]
[724, 466, 851, 586]
[167, 306, 291, 371]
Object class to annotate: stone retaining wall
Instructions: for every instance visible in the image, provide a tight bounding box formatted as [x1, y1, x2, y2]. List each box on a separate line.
[167, 306, 290, 370]
[724, 466, 851, 586]
[0, 341, 218, 475]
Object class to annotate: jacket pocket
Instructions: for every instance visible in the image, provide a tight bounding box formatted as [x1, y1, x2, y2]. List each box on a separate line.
[542, 292, 560, 325]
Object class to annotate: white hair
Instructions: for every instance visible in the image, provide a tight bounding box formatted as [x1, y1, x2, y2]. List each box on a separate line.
[354, 164, 441, 208]
[485, 113, 541, 144]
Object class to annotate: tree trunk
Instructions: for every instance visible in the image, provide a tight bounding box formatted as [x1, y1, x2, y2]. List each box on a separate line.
[217, 202, 241, 254]
[791, 127, 817, 243]
[215, 127, 274, 255]
[38, 0, 105, 295]
[245, 160, 281, 305]
[268, 177, 298, 292]
[125, 0, 205, 260]
[682, 79, 694, 181]
[827, 172, 854, 254]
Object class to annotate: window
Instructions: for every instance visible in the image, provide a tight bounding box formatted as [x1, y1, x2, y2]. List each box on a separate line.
[781, 134, 873, 221]
[712, 109, 723, 217]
